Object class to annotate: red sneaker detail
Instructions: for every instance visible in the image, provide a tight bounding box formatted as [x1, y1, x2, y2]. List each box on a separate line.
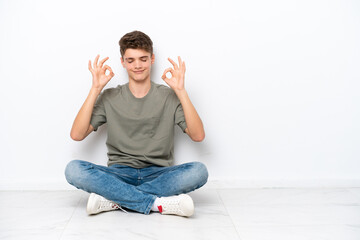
[157, 205, 163, 213]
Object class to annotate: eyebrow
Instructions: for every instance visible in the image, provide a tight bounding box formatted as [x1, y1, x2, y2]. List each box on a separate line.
[125, 56, 149, 60]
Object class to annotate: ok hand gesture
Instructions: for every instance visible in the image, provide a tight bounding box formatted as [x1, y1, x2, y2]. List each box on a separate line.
[162, 56, 186, 93]
[88, 54, 115, 91]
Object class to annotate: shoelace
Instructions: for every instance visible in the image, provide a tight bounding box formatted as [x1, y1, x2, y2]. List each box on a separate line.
[98, 199, 128, 214]
[161, 199, 182, 214]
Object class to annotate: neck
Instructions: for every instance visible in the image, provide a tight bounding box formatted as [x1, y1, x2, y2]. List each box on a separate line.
[128, 79, 151, 98]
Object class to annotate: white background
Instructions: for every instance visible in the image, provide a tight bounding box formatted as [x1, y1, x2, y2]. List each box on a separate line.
[0, 0, 359, 189]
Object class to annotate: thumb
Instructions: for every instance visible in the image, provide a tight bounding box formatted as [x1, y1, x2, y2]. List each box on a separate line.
[161, 73, 169, 83]
[104, 65, 113, 76]
[107, 71, 115, 81]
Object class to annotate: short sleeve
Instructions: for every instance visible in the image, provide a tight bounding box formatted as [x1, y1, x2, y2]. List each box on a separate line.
[90, 92, 107, 131]
[175, 101, 187, 133]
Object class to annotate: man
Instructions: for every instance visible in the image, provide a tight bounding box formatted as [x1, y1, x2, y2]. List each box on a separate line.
[65, 30, 208, 217]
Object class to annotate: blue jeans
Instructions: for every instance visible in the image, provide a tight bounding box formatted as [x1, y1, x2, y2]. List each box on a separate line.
[64, 160, 208, 215]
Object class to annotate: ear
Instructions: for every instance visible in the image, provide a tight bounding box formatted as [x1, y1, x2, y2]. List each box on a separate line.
[151, 53, 155, 65]
[121, 57, 126, 68]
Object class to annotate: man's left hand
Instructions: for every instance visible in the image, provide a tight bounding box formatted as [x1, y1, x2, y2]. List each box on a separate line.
[162, 56, 186, 93]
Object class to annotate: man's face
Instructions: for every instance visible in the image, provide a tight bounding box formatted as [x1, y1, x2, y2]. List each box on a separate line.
[121, 48, 155, 83]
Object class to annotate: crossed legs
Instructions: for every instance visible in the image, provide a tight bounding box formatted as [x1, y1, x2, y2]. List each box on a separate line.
[65, 160, 208, 215]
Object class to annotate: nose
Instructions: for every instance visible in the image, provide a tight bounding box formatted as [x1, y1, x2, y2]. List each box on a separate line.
[134, 60, 142, 69]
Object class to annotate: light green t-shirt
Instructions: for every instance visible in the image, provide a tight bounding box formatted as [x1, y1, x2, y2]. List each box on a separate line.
[90, 81, 187, 168]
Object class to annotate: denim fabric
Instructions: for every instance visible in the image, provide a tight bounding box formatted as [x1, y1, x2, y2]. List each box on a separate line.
[65, 160, 208, 215]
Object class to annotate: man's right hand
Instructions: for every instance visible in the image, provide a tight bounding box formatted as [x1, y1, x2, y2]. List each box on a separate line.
[88, 54, 115, 91]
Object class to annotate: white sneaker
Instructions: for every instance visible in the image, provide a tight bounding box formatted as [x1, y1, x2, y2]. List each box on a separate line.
[86, 193, 128, 215]
[156, 194, 194, 217]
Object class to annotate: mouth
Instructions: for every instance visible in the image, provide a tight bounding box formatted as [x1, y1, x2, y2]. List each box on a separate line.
[134, 70, 144, 74]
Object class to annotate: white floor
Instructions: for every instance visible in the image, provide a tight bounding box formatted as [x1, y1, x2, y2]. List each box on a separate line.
[1, 187, 360, 240]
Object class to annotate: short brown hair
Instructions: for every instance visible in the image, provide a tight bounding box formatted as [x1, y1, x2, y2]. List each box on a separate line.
[119, 30, 153, 57]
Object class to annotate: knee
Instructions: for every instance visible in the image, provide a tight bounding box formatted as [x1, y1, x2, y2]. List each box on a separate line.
[190, 162, 209, 186]
[64, 160, 85, 184]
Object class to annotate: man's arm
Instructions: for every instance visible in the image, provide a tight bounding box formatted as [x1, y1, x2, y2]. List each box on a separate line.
[70, 55, 114, 141]
[176, 90, 205, 142]
[162, 56, 205, 142]
[70, 88, 100, 141]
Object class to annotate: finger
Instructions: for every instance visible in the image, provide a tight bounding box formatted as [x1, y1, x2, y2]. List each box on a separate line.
[168, 58, 178, 70]
[161, 73, 167, 81]
[104, 65, 113, 72]
[178, 56, 182, 68]
[183, 61, 186, 72]
[161, 72, 169, 82]
[164, 67, 174, 73]
[107, 71, 115, 79]
[162, 68, 173, 78]
[88, 60, 93, 72]
[104, 65, 113, 74]
[93, 54, 100, 68]
[104, 65, 112, 75]
[104, 65, 114, 79]
[99, 56, 109, 68]
[161, 69, 171, 81]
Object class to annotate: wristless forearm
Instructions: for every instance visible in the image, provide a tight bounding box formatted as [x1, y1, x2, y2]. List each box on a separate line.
[70, 87, 102, 139]
[175, 89, 205, 141]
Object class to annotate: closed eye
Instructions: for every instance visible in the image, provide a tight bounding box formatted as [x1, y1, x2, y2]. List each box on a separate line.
[125, 56, 149, 63]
